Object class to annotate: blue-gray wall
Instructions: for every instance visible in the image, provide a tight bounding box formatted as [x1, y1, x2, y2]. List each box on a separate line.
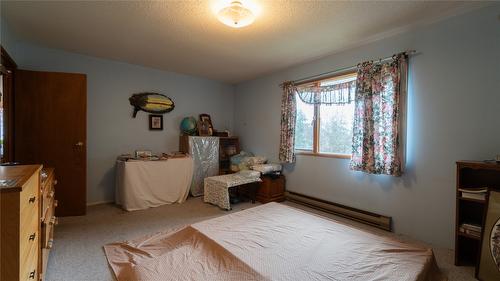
[3, 38, 234, 205]
[233, 5, 500, 248]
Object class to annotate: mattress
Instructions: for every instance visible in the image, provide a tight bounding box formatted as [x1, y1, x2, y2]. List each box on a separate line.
[104, 203, 445, 281]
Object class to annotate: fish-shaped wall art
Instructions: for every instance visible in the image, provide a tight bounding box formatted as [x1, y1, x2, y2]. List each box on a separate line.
[129, 92, 175, 118]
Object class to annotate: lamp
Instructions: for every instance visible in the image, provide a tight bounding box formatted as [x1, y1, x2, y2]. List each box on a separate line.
[214, 0, 259, 28]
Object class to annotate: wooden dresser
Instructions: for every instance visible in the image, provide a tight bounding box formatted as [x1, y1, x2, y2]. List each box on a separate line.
[0, 165, 42, 281]
[0, 165, 57, 281]
[454, 161, 500, 275]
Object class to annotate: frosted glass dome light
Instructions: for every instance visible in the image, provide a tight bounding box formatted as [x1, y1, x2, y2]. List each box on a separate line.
[214, 1, 260, 28]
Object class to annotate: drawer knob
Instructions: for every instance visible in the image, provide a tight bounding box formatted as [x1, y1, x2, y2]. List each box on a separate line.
[54, 200, 58, 207]
[29, 196, 36, 203]
[29, 270, 36, 279]
[53, 179, 58, 185]
[29, 233, 36, 241]
[47, 239, 54, 249]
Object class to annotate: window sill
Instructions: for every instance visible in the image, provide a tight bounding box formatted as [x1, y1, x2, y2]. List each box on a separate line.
[295, 151, 351, 159]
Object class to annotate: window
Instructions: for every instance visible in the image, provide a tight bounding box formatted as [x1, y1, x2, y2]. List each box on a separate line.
[294, 95, 314, 150]
[294, 72, 356, 158]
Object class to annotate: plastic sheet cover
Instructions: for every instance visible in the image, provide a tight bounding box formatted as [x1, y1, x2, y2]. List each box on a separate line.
[188, 136, 219, 196]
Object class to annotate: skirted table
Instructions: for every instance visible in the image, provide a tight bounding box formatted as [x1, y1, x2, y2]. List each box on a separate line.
[115, 156, 194, 211]
[204, 172, 261, 210]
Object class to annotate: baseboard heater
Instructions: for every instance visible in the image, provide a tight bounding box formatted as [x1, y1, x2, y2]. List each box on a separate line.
[285, 191, 392, 231]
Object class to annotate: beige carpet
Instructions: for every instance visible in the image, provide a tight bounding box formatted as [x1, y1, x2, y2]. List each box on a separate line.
[45, 197, 476, 281]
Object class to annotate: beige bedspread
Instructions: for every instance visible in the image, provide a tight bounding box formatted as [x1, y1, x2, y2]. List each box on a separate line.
[104, 203, 445, 281]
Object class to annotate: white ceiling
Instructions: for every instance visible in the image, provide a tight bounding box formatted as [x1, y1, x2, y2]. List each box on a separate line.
[2, 1, 487, 84]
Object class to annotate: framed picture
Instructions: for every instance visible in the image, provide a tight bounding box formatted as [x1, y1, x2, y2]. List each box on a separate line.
[149, 114, 163, 130]
[478, 190, 500, 280]
[197, 120, 211, 136]
[199, 113, 213, 136]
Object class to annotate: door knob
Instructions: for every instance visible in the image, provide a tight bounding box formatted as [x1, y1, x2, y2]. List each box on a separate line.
[75, 141, 84, 147]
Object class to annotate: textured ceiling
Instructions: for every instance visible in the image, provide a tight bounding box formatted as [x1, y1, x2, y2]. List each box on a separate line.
[1, 1, 487, 83]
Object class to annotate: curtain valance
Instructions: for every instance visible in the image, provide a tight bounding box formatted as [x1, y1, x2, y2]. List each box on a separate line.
[296, 80, 355, 105]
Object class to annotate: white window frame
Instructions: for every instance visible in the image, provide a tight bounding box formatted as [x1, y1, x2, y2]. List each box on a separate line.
[294, 72, 356, 159]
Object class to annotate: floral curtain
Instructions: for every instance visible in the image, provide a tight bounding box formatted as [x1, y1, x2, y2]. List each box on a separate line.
[350, 53, 408, 176]
[279, 82, 297, 163]
[296, 80, 356, 105]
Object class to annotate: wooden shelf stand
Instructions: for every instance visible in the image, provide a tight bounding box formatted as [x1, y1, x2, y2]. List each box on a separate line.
[218, 137, 240, 174]
[455, 161, 500, 273]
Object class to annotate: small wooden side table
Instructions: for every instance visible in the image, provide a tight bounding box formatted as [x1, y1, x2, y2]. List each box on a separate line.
[257, 174, 286, 203]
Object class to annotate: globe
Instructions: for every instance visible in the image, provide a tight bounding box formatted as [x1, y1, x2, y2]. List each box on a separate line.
[180, 116, 197, 135]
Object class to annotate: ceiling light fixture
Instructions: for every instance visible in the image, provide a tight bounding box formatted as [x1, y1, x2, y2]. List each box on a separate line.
[214, 0, 260, 28]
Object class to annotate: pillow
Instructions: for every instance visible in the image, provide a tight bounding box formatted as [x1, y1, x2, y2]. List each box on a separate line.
[238, 170, 261, 178]
[251, 164, 282, 174]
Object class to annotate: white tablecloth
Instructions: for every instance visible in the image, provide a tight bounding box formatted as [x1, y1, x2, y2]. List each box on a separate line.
[204, 172, 261, 210]
[115, 157, 194, 211]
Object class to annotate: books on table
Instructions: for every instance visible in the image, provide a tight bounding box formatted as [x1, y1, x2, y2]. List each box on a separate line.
[458, 187, 487, 201]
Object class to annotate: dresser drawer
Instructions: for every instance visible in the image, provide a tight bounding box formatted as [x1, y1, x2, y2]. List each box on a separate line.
[41, 201, 56, 249]
[20, 190, 39, 252]
[41, 222, 55, 250]
[20, 203, 38, 239]
[19, 213, 39, 264]
[41, 174, 56, 220]
[20, 172, 39, 208]
[21, 255, 38, 281]
[20, 229, 39, 281]
[20, 172, 39, 233]
[42, 195, 54, 222]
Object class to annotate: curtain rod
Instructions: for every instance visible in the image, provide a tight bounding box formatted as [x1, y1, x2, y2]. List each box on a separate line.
[285, 50, 416, 86]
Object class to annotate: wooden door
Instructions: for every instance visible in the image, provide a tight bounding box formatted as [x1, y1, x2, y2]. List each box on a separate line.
[15, 70, 87, 216]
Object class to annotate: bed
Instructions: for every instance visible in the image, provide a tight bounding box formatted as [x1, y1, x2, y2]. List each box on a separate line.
[104, 202, 445, 281]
